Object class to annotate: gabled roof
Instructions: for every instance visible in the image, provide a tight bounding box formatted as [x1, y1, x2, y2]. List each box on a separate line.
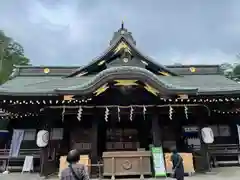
[0, 24, 239, 97]
[67, 24, 178, 77]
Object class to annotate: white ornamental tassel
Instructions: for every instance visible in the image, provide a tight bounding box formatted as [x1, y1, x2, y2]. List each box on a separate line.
[118, 107, 121, 122]
[62, 106, 65, 122]
[143, 106, 146, 120]
[169, 106, 173, 120]
[130, 106, 134, 121]
[184, 105, 188, 119]
[77, 106, 83, 121]
[105, 107, 109, 122]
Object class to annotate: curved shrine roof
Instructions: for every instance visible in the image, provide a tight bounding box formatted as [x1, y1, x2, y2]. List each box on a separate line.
[1, 24, 240, 96]
[1, 66, 240, 96]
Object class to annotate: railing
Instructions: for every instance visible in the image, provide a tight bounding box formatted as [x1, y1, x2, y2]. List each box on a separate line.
[191, 144, 240, 167]
[88, 162, 104, 179]
[0, 148, 41, 172]
[208, 144, 240, 155]
[0, 148, 41, 159]
[190, 144, 240, 154]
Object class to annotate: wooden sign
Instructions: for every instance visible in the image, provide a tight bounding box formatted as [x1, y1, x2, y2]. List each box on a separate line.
[63, 95, 74, 101]
[164, 153, 195, 174]
[22, 156, 34, 173]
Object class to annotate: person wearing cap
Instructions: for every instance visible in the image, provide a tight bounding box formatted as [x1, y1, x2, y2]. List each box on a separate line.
[171, 148, 184, 180]
[60, 149, 89, 180]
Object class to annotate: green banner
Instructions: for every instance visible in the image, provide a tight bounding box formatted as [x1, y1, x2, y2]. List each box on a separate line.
[151, 146, 166, 177]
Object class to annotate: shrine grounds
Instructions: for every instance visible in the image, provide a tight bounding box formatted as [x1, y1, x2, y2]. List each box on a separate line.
[0, 167, 240, 180]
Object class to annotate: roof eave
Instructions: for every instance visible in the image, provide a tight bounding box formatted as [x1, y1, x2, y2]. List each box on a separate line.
[0, 91, 58, 96]
[197, 90, 240, 95]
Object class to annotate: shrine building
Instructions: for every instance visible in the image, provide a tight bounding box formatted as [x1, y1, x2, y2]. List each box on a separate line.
[0, 23, 240, 177]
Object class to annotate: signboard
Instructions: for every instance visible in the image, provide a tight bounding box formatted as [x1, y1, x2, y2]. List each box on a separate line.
[22, 156, 34, 173]
[150, 146, 166, 177]
[183, 126, 198, 132]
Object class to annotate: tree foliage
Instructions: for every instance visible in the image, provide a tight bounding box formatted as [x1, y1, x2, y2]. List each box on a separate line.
[0, 30, 30, 84]
[233, 64, 240, 77]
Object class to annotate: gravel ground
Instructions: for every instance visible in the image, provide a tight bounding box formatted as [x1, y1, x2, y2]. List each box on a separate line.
[0, 167, 240, 180]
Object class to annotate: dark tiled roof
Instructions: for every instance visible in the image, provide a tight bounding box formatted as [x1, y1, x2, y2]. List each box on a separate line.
[10, 64, 221, 78]
[1, 66, 240, 96]
[158, 75, 240, 94]
[11, 66, 79, 77]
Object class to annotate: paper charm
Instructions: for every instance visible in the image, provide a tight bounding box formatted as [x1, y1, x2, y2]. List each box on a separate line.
[105, 107, 109, 122]
[169, 106, 173, 120]
[118, 106, 121, 122]
[184, 105, 188, 119]
[77, 106, 83, 121]
[62, 106, 65, 122]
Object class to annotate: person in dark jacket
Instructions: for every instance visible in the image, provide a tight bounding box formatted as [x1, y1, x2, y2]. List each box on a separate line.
[60, 149, 89, 180]
[171, 149, 184, 180]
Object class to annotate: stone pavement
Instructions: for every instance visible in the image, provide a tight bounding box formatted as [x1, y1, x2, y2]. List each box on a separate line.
[1, 167, 240, 180]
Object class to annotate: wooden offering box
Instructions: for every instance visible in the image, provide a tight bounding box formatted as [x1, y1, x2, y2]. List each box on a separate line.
[59, 155, 91, 176]
[102, 151, 151, 178]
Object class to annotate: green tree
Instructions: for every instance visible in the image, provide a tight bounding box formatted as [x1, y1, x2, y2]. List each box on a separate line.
[0, 30, 30, 84]
[233, 64, 240, 77]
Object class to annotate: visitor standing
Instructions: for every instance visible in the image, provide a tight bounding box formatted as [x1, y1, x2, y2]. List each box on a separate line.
[171, 149, 184, 180]
[60, 149, 89, 180]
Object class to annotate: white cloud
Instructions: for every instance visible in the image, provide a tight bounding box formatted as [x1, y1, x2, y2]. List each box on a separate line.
[0, 0, 240, 65]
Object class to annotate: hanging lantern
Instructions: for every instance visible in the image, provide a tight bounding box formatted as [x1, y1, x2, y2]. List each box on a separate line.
[201, 127, 214, 144]
[169, 106, 173, 120]
[105, 107, 109, 122]
[77, 106, 83, 121]
[36, 130, 49, 148]
[184, 106, 188, 119]
[118, 106, 121, 122]
[130, 106, 134, 121]
[143, 106, 146, 120]
[62, 106, 65, 122]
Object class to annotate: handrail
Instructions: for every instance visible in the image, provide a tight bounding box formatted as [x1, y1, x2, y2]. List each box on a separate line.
[190, 144, 240, 156]
[0, 148, 41, 158]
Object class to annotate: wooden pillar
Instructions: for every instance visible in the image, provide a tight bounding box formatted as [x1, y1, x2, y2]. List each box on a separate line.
[39, 108, 57, 177]
[151, 113, 162, 146]
[197, 118, 211, 172]
[232, 116, 240, 164]
[91, 111, 99, 165]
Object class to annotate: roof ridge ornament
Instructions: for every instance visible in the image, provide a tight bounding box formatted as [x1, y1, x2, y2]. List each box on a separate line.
[121, 20, 124, 30]
[110, 21, 136, 46]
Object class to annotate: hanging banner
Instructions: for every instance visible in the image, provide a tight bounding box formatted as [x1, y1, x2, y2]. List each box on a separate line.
[237, 125, 240, 144]
[150, 146, 166, 177]
[9, 129, 24, 157]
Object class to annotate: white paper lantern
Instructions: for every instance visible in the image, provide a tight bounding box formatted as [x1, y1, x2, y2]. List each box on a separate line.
[201, 127, 214, 144]
[36, 130, 49, 147]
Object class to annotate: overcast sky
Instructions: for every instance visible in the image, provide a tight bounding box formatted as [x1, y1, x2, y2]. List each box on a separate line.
[0, 0, 240, 66]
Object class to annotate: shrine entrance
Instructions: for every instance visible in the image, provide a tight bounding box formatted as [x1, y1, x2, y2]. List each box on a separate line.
[93, 84, 160, 158]
[98, 113, 153, 156]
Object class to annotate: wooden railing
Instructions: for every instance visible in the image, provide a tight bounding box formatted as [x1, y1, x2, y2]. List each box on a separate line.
[0, 148, 41, 172]
[0, 148, 41, 159]
[208, 144, 240, 155]
[190, 144, 240, 154]
[191, 144, 240, 167]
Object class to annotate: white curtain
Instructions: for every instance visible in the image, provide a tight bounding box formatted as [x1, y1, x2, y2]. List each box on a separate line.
[237, 125, 240, 145]
[9, 129, 24, 157]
